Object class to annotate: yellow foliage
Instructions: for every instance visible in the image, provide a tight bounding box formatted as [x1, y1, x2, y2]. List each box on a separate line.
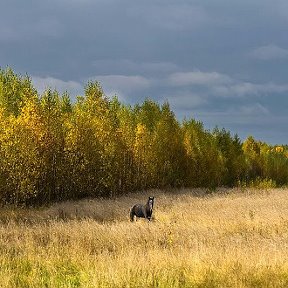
[134, 123, 149, 156]
[19, 100, 46, 147]
[275, 146, 284, 153]
[1, 67, 288, 205]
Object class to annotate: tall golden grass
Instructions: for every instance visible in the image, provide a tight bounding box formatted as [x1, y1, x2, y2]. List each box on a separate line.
[1, 188, 288, 287]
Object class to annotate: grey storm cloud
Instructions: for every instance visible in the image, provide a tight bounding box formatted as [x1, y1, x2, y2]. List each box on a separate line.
[1, 0, 288, 144]
[250, 44, 288, 60]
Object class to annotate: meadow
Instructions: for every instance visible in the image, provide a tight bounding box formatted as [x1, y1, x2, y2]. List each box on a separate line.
[1, 188, 288, 287]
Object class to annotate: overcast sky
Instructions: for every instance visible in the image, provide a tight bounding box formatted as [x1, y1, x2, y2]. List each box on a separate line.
[1, 0, 288, 144]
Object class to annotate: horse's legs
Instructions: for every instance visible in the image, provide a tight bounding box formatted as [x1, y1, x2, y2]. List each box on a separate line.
[130, 210, 135, 222]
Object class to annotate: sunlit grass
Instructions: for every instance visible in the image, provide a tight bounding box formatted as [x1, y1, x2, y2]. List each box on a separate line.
[1, 188, 288, 287]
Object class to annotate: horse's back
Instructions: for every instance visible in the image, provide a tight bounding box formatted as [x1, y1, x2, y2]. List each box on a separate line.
[131, 204, 145, 218]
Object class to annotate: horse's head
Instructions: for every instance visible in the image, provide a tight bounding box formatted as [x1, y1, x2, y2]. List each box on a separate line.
[147, 196, 154, 210]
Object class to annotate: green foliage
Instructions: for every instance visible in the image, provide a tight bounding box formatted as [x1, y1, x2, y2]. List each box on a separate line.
[238, 177, 277, 190]
[183, 120, 225, 188]
[0, 67, 37, 116]
[0, 67, 287, 205]
[213, 128, 246, 186]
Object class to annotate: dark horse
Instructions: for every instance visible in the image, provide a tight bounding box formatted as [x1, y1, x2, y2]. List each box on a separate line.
[130, 196, 154, 222]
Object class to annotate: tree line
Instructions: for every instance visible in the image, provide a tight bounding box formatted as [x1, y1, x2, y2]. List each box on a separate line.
[0, 68, 287, 205]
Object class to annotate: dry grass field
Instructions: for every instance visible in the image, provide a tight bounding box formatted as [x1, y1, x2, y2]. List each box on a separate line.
[1, 188, 288, 287]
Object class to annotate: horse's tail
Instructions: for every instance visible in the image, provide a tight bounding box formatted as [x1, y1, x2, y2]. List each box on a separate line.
[130, 207, 135, 222]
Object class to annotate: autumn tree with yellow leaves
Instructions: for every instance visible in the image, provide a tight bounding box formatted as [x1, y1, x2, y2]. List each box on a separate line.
[0, 68, 287, 205]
